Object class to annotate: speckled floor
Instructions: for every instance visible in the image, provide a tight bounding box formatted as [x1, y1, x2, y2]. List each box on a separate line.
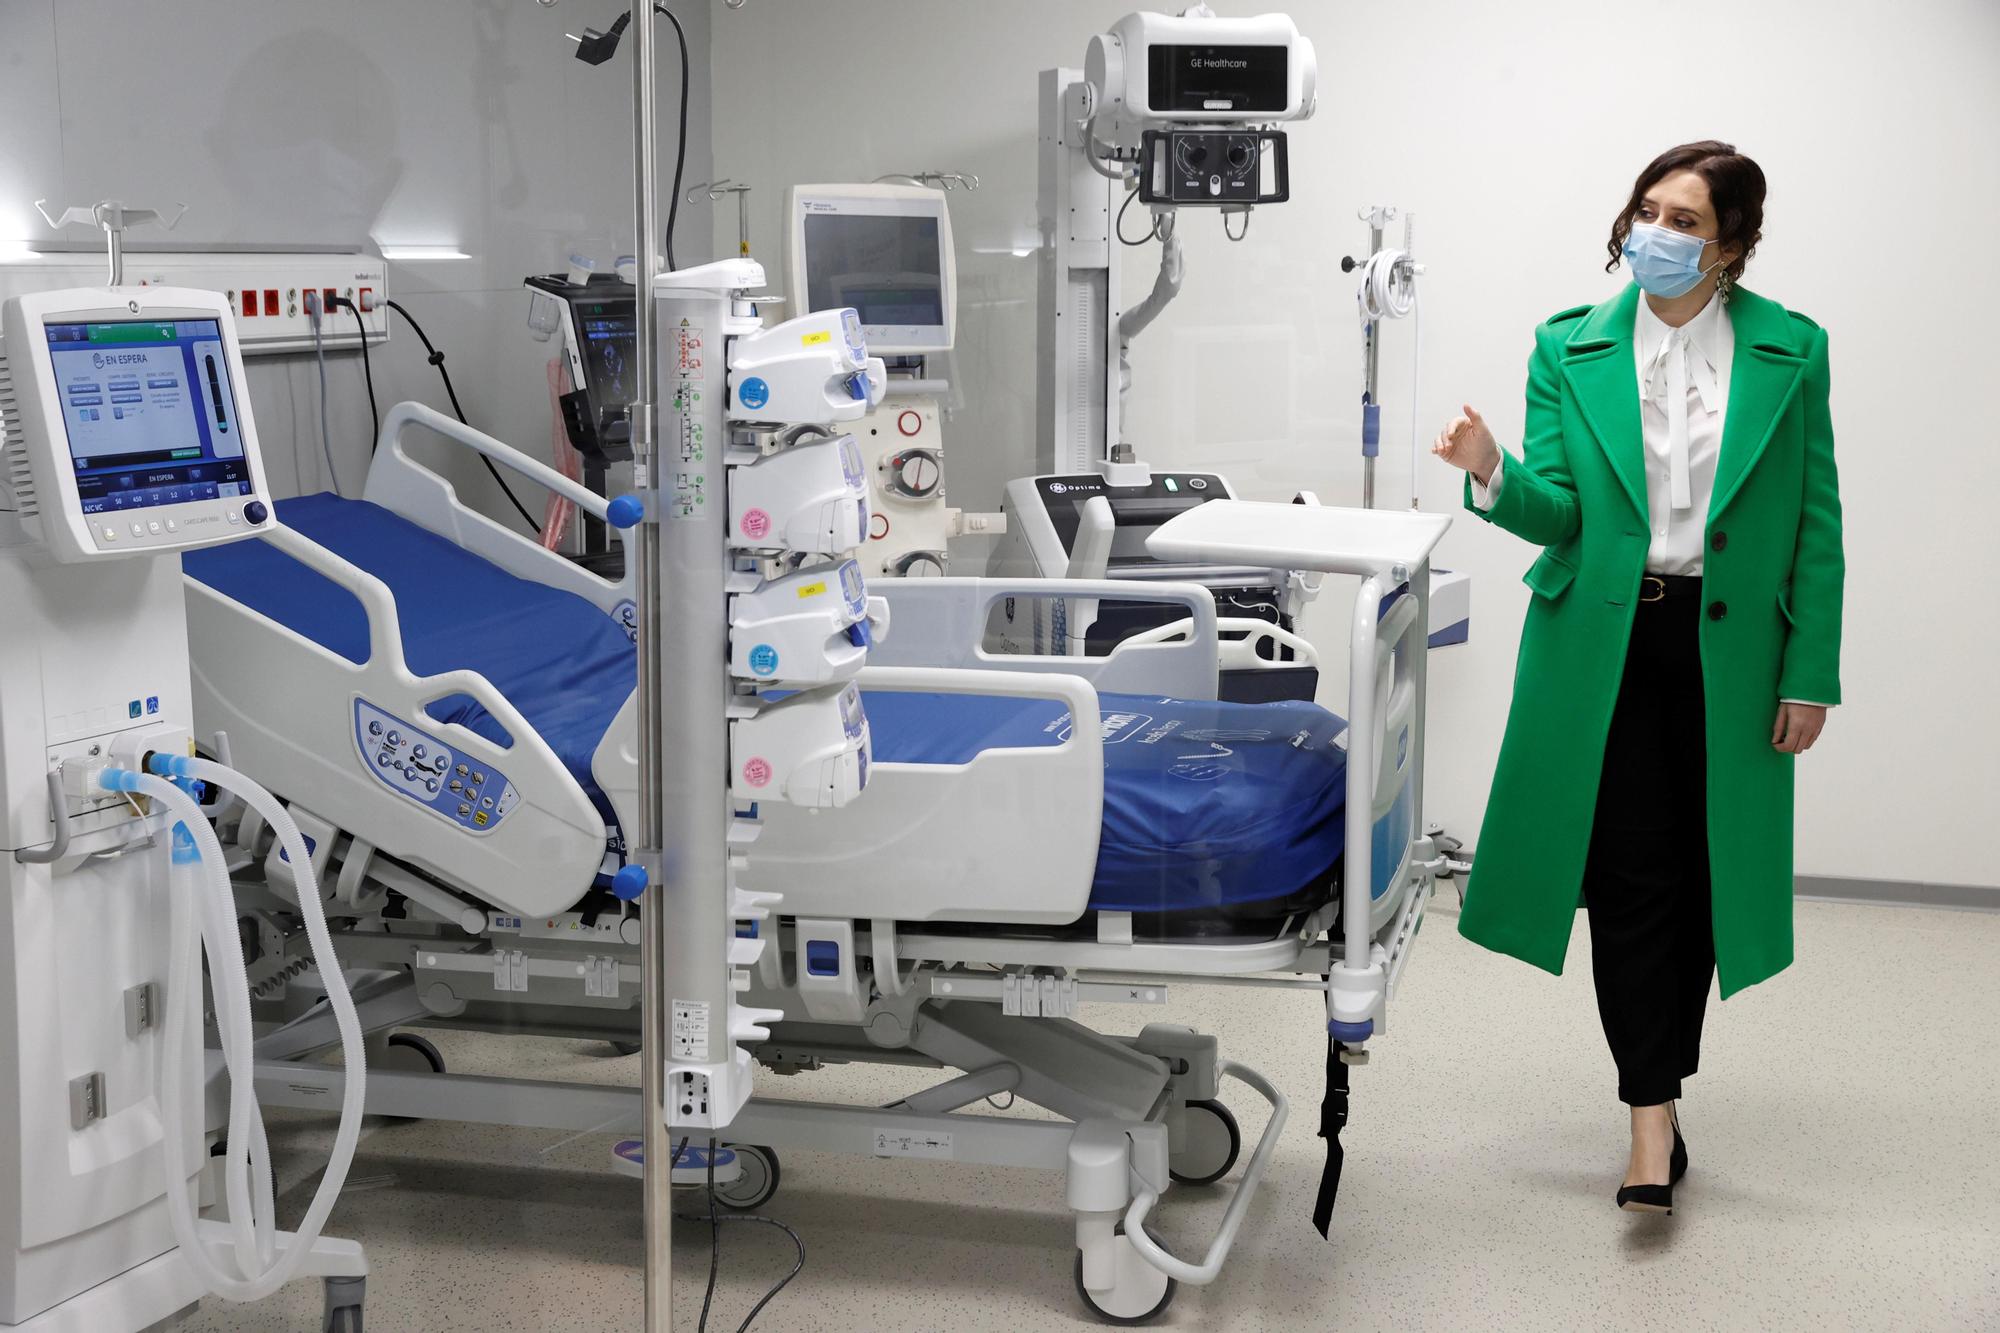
[178, 897, 2000, 1332]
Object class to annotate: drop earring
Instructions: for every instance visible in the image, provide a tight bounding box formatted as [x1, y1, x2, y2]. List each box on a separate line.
[1717, 267, 1735, 302]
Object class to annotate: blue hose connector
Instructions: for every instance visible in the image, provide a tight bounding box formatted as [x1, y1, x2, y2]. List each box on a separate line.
[146, 752, 195, 778]
[610, 864, 649, 901]
[1327, 1018, 1374, 1043]
[171, 823, 201, 865]
[606, 494, 645, 530]
[100, 768, 141, 793]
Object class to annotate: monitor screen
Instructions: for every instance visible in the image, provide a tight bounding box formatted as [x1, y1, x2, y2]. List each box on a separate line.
[47, 317, 253, 515]
[802, 214, 945, 330]
[576, 305, 636, 414]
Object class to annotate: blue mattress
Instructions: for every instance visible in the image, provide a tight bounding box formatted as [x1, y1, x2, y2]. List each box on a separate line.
[184, 494, 1350, 913]
[183, 493, 636, 817]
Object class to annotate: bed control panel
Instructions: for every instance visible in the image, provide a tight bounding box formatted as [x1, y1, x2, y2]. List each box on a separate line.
[353, 699, 520, 833]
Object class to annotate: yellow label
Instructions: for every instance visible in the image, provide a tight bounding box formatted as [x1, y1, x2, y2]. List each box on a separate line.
[796, 580, 827, 599]
[801, 330, 831, 346]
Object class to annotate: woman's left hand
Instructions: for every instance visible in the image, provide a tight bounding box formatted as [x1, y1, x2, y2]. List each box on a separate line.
[1772, 702, 1828, 754]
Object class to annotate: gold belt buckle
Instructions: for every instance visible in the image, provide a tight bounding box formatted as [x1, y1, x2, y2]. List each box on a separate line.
[1641, 576, 1667, 603]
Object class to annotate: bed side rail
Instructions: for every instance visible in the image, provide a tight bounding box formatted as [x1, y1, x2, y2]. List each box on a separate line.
[864, 577, 1220, 701]
[728, 665, 1108, 925]
[363, 400, 634, 614]
[1119, 615, 1320, 672]
[1329, 571, 1425, 1041]
[185, 522, 609, 918]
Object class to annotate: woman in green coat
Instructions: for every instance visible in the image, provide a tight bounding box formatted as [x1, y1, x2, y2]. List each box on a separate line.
[1432, 141, 1843, 1214]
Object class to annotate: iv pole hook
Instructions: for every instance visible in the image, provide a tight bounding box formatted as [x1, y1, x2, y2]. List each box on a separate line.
[33, 199, 189, 288]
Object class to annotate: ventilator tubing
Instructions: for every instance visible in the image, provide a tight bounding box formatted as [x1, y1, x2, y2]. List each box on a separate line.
[107, 759, 368, 1302]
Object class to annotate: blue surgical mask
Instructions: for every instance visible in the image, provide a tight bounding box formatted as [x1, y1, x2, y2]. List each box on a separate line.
[1623, 222, 1722, 298]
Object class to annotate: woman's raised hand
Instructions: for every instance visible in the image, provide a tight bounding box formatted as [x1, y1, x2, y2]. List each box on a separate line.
[1432, 404, 1502, 486]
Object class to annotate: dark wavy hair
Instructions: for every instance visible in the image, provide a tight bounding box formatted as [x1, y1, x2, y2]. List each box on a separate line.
[1606, 140, 1767, 282]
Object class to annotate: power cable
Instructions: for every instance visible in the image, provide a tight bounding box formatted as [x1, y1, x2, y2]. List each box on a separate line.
[382, 298, 541, 533]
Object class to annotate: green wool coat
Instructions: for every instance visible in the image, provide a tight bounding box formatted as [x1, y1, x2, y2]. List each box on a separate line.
[1457, 284, 1843, 998]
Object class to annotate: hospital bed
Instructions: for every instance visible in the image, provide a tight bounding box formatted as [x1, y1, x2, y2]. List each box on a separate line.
[183, 402, 1449, 1323]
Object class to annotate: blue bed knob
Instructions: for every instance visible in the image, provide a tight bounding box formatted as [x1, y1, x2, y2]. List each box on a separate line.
[611, 864, 649, 901]
[606, 494, 644, 530]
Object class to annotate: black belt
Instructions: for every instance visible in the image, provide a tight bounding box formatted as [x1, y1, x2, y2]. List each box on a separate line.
[1639, 574, 1701, 604]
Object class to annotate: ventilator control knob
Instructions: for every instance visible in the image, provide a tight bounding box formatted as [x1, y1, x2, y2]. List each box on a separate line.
[244, 500, 269, 526]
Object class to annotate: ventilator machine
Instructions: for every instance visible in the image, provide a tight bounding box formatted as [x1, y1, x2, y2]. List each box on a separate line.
[0, 281, 368, 1330]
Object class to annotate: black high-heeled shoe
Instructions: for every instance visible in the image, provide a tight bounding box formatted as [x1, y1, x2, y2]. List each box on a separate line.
[1616, 1108, 1687, 1213]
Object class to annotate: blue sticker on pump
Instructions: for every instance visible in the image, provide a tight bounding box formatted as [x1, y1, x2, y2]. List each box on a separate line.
[738, 376, 770, 410]
[748, 644, 780, 676]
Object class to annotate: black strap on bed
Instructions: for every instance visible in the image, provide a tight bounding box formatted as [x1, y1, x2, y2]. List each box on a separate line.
[1312, 1036, 1351, 1239]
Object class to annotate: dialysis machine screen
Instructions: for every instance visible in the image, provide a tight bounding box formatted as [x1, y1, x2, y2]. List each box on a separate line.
[47, 318, 253, 515]
[802, 214, 946, 330]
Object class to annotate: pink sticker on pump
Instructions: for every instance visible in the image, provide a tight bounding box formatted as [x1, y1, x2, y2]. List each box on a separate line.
[741, 508, 773, 541]
[741, 758, 772, 788]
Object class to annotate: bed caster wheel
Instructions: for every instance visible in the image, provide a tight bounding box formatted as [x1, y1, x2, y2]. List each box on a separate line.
[1169, 1098, 1241, 1187]
[381, 1031, 445, 1073]
[713, 1144, 779, 1211]
[371, 1033, 444, 1122]
[1073, 1226, 1175, 1325]
[322, 1275, 365, 1332]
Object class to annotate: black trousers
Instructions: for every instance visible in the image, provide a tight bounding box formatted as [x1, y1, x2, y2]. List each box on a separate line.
[1583, 580, 1716, 1107]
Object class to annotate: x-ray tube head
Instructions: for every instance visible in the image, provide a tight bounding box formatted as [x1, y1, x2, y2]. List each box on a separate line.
[1084, 9, 1317, 152]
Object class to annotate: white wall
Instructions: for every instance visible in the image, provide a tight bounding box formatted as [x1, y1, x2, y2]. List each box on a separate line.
[714, 0, 2000, 891]
[0, 0, 710, 515]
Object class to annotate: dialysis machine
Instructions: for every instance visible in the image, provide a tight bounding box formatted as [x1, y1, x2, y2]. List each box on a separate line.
[784, 182, 979, 579]
[0, 283, 366, 1329]
[995, 8, 1324, 691]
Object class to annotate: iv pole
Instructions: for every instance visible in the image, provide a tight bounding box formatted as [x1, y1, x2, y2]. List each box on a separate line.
[628, 0, 672, 1328]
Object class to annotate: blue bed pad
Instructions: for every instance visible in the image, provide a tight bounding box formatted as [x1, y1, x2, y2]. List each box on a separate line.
[863, 690, 1349, 913]
[184, 493, 1350, 914]
[182, 493, 635, 816]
